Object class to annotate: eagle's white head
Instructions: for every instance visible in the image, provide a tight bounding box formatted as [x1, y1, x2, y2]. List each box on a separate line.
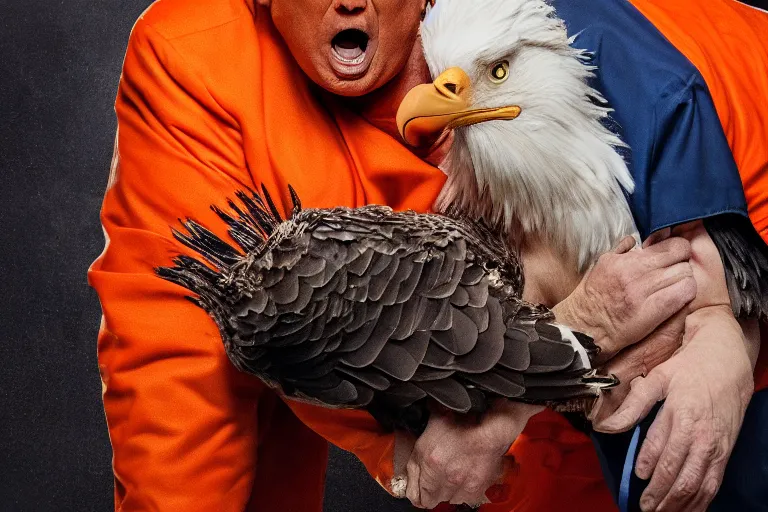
[396, 0, 637, 270]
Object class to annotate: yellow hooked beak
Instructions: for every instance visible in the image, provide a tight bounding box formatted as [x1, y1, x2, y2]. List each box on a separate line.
[396, 67, 522, 147]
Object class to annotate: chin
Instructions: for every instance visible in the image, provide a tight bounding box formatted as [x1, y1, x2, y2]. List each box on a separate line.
[314, 66, 388, 98]
[326, 75, 379, 97]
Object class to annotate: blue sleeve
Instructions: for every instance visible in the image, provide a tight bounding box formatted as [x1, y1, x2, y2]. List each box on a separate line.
[553, 0, 749, 239]
[634, 75, 747, 238]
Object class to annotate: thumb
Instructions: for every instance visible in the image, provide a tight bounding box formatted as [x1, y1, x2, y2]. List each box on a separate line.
[393, 431, 416, 498]
[614, 235, 638, 254]
[594, 371, 668, 433]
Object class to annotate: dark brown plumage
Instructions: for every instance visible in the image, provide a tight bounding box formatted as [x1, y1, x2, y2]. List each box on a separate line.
[155, 186, 617, 435]
[705, 214, 768, 322]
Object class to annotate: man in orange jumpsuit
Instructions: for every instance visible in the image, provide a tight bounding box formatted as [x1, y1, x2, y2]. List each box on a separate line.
[87, 0, 767, 511]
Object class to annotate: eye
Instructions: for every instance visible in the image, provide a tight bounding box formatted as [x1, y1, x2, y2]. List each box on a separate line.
[489, 61, 510, 84]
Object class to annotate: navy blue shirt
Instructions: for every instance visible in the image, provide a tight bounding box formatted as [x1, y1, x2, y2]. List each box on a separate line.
[552, 0, 749, 238]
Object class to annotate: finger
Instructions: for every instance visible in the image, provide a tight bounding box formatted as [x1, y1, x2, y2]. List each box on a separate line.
[406, 458, 422, 507]
[622, 276, 694, 349]
[588, 377, 632, 424]
[601, 340, 652, 384]
[603, 314, 686, 415]
[587, 393, 610, 424]
[639, 413, 693, 511]
[641, 276, 697, 328]
[614, 235, 637, 254]
[419, 486, 441, 510]
[643, 227, 672, 248]
[427, 460, 465, 508]
[631, 312, 686, 374]
[594, 373, 667, 433]
[641, 236, 692, 266]
[601, 312, 685, 391]
[448, 474, 488, 507]
[635, 407, 672, 480]
[642, 261, 694, 297]
[418, 471, 442, 510]
[654, 443, 711, 512]
[449, 457, 506, 507]
[417, 456, 445, 510]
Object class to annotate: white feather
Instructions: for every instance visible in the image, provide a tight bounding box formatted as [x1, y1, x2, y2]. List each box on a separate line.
[557, 324, 591, 370]
[422, 0, 638, 270]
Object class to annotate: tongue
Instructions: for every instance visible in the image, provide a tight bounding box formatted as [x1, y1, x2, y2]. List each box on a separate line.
[334, 40, 364, 60]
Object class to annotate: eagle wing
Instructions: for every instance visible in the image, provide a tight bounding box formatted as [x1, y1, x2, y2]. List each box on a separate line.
[156, 187, 615, 434]
[705, 214, 768, 322]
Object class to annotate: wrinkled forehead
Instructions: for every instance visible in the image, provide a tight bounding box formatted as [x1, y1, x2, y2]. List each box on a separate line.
[421, 0, 562, 73]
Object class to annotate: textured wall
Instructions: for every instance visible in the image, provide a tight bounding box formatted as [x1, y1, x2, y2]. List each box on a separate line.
[0, 1, 408, 510]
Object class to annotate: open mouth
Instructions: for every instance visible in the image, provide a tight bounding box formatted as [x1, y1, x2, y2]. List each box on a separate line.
[330, 29, 372, 79]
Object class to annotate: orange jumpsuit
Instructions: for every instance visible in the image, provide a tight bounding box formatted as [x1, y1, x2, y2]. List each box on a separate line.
[87, 0, 440, 509]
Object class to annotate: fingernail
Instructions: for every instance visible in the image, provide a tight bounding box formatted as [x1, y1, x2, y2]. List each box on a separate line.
[635, 459, 649, 480]
[640, 495, 656, 511]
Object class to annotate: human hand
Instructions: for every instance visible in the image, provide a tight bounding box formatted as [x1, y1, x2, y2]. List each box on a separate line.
[590, 222, 746, 424]
[405, 401, 543, 509]
[595, 306, 754, 511]
[588, 310, 686, 425]
[554, 236, 696, 363]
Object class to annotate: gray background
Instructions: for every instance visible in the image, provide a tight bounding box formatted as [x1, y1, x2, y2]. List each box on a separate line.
[0, 1, 409, 510]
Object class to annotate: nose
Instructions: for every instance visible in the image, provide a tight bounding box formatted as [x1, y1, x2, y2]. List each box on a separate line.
[434, 67, 471, 100]
[334, 0, 367, 15]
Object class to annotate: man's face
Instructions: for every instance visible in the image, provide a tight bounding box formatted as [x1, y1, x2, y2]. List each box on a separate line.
[260, 0, 425, 97]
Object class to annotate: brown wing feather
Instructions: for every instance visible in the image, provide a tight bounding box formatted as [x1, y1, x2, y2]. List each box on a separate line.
[156, 187, 617, 435]
[705, 214, 768, 322]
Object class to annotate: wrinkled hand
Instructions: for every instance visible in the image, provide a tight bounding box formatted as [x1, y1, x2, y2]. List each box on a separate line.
[589, 310, 687, 425]
[554, 236, 696, 362]
[595, 306, 754, 511]
[405, 401, 542, 509]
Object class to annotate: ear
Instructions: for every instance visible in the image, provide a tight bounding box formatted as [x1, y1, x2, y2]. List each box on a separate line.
[255, 0, 271, 6]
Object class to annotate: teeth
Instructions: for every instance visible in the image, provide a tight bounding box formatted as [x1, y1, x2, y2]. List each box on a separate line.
[333, 48, 365, 65]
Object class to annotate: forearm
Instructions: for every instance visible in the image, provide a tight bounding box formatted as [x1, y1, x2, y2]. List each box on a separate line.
[674, 219, 758, 376]
[683, 305, 757, 396]
[672, 221, 760, 370]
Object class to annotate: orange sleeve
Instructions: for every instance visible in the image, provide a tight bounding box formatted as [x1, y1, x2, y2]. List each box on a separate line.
[88, 17, 398, 510]
[88, 18, 269, 510]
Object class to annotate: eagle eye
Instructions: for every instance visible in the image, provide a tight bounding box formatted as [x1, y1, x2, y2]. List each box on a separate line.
[489, 61, 510, 84]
